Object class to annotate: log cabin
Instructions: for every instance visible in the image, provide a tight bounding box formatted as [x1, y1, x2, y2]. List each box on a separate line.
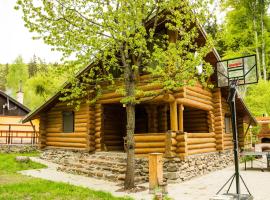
[22, 14, 257, 159]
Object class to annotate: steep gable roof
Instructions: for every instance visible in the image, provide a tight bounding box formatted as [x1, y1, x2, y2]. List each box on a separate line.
[0, 90, 31, 113]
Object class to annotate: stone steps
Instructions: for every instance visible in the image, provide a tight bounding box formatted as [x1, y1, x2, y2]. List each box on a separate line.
[55, 152, 135, 182]
[41, 150, 149, 183]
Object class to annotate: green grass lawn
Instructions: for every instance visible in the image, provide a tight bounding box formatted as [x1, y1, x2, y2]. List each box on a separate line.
[0, 152, 133, 200]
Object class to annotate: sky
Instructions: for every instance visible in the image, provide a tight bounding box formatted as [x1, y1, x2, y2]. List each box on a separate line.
[0, 1, 224, 65]
[0, 1, 62, 64]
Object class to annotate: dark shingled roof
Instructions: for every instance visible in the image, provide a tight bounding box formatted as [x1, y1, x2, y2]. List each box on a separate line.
[0, 90, 31, 113]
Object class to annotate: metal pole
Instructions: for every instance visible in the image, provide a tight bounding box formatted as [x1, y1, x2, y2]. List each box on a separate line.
[228, 82, 240, 195]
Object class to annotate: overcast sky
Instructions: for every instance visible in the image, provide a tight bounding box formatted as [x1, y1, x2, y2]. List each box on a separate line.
[0, 1, 225, 65]
[0, 0, 62, 64]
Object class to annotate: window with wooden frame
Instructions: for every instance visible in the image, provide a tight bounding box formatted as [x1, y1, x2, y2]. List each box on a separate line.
[224, 115, 232, 134]
[62, 111, 74, 133]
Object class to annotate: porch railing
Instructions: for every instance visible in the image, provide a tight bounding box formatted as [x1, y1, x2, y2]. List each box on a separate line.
[176, 132, 216, 156]
[134, 131, 177, 156]
[0, 124, 39, 145]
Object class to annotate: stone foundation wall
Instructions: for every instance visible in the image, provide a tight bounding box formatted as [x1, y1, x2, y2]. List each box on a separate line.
[40, 149, 233, 183]
[136, 150, 234, 183]
[0, 144, 38, 153]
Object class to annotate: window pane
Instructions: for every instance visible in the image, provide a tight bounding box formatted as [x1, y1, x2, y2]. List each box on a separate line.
[225, 117, 231, 133]
[63, 111, 74, 133]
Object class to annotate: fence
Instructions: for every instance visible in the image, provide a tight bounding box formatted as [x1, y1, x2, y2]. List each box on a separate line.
[0, 124, 38, 145]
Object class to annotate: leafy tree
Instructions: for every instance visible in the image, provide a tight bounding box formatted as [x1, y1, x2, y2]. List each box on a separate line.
[245, 80, 270, 116]
[0, 64, 9, 91]
[24, 64, 66, 109]
[17, 0, 213, 189]
[6, 56, 28, 97]
[217, 0, 270, 80]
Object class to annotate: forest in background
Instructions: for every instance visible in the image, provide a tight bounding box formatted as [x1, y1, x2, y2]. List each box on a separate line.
[0, 55, 67, 110]
[207, 0, 270, 117]
[0, 0, 270, 117]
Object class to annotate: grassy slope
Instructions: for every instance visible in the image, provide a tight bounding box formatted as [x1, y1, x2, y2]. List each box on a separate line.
[0, 152, 133, 200]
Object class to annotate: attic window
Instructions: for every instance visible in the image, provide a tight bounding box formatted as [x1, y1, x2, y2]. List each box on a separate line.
[62, 111, 74, 133]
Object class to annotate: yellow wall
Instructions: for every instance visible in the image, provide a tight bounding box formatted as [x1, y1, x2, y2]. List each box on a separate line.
[0, 116, 39, 131]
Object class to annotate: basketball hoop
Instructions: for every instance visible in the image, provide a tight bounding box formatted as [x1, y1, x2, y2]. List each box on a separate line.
[213, 55, 258, 200]
[216, 55, 258, 88]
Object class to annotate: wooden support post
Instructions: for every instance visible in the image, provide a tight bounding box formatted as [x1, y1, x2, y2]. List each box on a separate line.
[170, 101, 178, 131]
[178, 104, 184, 132]
[149, 153, 163, 192]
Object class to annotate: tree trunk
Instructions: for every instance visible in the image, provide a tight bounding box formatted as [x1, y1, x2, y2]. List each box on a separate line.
[260, 0, 267, 81]
[253, 12, 262, 79]
[124, 103, 136, 189]
[122, 50, 136, 189]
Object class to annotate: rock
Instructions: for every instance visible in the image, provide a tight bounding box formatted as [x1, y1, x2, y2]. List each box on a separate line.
[167, 172, 179, 180]
[15, 156, 30, 163]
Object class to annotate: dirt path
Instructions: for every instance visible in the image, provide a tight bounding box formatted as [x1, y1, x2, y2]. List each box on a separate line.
[20, 157, 270, 200]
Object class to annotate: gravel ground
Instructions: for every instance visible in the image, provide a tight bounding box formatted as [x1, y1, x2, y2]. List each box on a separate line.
[19, 157, 270, 200]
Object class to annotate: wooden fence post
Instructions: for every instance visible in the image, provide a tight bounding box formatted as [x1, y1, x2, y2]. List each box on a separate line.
[8, 124, 11, 144]
[149, 153, 163, 193]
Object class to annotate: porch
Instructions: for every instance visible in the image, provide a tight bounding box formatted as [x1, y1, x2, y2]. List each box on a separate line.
[100, 99, 216, 158]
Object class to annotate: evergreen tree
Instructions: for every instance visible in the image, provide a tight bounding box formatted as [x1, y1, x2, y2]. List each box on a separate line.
[28, 54, 38, 77]
[6, 56, 28, 96]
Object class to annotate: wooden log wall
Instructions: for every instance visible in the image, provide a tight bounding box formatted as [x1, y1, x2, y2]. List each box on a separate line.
[145, 105, 159, 133]
[45, 102, 90, 149]
[103, 104, 125, 151]
[97, 82, 164, 104]
[213, 88, 224, 151]
[237, 118, 244, 149]
[176, 86, 213, 111]
[88, 106, 96, 152]
[135, 105, 148, 133]
[134, 133, 177, 155]
[39, 114, 47, 149]
[175, 131, 187, 158]
[186, 132, 216, 155]
[221, 97, 233, 150]
[183, 109, 209, 133]
[95, 104, 103, 151]
[158, 105, 168, 132]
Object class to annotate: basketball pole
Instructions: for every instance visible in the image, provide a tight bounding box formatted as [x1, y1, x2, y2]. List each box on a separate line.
[228, 79, 240, 195]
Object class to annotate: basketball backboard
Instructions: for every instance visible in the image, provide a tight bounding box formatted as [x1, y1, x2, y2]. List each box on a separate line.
[216, 55, 258, 88]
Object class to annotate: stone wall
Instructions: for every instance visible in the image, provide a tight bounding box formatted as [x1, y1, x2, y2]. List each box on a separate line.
[0, 144, 38, 153]
[40, 149, 233, 183]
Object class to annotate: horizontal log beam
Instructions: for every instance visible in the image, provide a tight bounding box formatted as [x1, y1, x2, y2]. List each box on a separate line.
[177, 98, 213, 111]
[188, 142, 216, 150]
[187, 132, 215, 138]
[46, 137, 88, 143]
[188, 148, 216, 155]
[46, 141, 86, 148]
[187, 138, 216, 145]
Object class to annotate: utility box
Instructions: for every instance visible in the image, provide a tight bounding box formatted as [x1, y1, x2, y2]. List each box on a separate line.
[149, 153, 163, 192]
